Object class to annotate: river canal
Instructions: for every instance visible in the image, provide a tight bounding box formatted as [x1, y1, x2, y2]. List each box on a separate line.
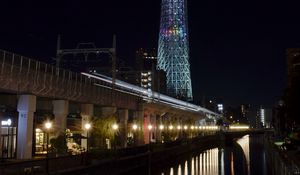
[150, 134, 268, 175]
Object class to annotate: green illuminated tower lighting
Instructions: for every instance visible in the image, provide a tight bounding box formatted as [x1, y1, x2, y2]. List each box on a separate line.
[157, 0, 193, 101]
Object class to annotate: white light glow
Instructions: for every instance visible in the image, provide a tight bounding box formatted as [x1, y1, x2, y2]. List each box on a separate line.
[229, 125, 249, 130]
[84, 123, 91, 130]
[1, 119, 12, 126]
[112, 124, 119, 130]
[45, 121, 52, 130]
[132, 124, 138, 130]
[159, 125, 164, 130]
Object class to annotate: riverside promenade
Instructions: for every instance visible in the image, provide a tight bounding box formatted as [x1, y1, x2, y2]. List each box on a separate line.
[0, 130, 275, 175]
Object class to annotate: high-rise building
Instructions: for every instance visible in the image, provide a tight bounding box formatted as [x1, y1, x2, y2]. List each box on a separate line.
[287, 48, 300, 88]
[157, 0, 193, 101]
[136, 49, 166, 93]
[286, 48, 300, 125]
[257, 107, 273, 128]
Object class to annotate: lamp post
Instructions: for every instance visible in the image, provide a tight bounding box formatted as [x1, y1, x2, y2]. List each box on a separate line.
[132, 124, 138, 146]
[147, 124, 152, 175]
[112, 124, 118, 150]
[44, 121, 52, 174]
[159, 124, 164, 143]
[84, 123, 91, 152]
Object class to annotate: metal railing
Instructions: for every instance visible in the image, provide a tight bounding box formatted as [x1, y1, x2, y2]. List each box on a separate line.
[0, 49, 139, 110]
[0, 154, 86, 175]
[265, 139, 300, 175]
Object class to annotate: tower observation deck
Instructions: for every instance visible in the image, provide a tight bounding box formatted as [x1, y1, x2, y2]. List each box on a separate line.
[157, 0, 193, 101]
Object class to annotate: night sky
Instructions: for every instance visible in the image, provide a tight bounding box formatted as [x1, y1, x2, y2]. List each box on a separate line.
[1, 0, 300, 107]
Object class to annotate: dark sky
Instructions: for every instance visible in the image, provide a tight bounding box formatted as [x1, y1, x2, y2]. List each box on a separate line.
[1, 0, 299, 107]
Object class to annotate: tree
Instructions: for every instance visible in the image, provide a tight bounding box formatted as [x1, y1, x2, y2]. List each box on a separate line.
[50, 133, 68, 155]
[92, 114, 118, 148]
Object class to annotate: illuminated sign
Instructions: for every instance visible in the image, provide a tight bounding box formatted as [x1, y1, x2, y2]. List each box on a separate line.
[1, 119, 12, 126]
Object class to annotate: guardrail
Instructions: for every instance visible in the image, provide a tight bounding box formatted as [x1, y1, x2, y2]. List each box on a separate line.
[0, 49, 139, 110]
[0, 154, 86, 175]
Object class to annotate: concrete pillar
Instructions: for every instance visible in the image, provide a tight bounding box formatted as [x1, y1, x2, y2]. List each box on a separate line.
[53, 100, 69, 136]
[118, 109, 128, 148]
[101, 107, 117, 116]
[133, 110, 144, 146]
[151, 114, 157, 143]
[156, 114, 163, 142]
[0, 115, 2, 158]
[144, 112, 151, 144]
[81, 104, 94, 150]
[17, 95, 36, 159]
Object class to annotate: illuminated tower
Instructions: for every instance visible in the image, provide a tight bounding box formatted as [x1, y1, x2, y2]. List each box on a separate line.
[157, 0, 193, 101]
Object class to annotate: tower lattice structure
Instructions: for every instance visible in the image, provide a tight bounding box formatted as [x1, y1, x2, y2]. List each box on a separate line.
[157, 0, 193, 101]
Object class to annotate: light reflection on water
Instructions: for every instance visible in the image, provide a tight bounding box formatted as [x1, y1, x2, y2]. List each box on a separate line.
[158, 134, 267, 175]
[161, 148, 219, 175]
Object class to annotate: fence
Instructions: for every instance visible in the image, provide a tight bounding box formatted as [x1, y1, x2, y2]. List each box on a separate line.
[0, 49, 139, 110]
[265, 139, 300, 175]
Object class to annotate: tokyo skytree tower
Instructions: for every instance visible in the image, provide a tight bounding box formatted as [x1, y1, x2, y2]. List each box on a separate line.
[157, 0, 193, 101]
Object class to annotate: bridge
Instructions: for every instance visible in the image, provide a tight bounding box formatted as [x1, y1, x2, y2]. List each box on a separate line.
[0, 49, 221, 160]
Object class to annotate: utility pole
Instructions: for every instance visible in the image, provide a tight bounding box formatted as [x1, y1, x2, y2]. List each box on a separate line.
[55, 35, 117, 86]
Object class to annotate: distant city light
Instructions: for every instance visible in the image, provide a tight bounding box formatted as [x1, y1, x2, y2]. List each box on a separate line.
[229, 125, 249, 130]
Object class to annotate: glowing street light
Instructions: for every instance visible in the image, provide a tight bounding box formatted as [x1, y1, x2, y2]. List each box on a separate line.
[169, 125, 174, 130]
[112, 124, 119, 130]
[177, 126, 181, 130]
[45, 121, 52, 130]
[112, 124, 118, 150]
[84, 123, 91, 130]
[84, 123, 91, 152]
[184, 125, 188, 130]
[159, 125, 164, 130]
[44, 121, 52, 174]
[148, 124, 153, 130]
[132, 124, 138, 131]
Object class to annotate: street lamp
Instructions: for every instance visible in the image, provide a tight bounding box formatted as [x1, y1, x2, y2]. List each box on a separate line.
[147, 124, 153, 175]
[159, 125, 164, 130]
[132, 124, 138, 131]
[148, 124, 153, 143]
[44, 121, 52, 174]
[132, 124, 138, 146]
[112, 123, 119, 130]
[84, 123, 91, 152]
[112, 124, 118, 150]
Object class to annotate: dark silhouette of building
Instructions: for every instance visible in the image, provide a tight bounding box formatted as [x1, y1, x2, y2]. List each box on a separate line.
[286, 48, 300, 126]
